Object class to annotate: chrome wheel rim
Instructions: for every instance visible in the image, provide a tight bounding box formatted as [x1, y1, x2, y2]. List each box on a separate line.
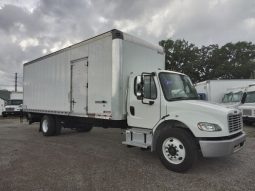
[42, 119, 48, 133]
[162, 137, 186, 164]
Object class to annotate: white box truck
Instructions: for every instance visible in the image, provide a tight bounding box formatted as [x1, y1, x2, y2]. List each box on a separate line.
[195, 80, 255, 103]
[23, 30, 246, 172]
[2, 91, 23, 117]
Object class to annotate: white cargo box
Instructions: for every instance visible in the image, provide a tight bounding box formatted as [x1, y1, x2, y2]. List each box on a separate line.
[23, 30, 164, 120]
[10, 92, 23, 100]
[195, 80, 255, 103]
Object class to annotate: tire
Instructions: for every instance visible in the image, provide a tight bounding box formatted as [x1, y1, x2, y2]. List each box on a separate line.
[76, 124, 93, 132]
[40, 115, 56, 136]
[156, 128, 197, 172]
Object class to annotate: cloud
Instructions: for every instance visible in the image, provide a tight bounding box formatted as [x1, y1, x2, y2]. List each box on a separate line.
[0, 0, 255, 90]
[19, 38, 39, 51]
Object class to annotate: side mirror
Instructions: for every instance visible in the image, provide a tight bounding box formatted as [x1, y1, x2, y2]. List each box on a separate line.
[134, 76, 143, 100]
[241, 92, 247, 104]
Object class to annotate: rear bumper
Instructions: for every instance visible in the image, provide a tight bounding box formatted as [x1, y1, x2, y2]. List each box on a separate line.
[199, 132, 246, 157]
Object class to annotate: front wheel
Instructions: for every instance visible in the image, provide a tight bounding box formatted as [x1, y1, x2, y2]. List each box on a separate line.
[156, 128, 197, 172]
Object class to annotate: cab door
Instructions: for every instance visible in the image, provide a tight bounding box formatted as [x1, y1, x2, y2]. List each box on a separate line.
[127, 73, 161, 129]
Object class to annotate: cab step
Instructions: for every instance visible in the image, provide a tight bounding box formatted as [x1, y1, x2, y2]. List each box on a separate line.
[122, 128, 152, 148]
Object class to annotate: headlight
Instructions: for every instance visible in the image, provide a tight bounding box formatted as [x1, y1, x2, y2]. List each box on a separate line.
[197, 122, 222, 132]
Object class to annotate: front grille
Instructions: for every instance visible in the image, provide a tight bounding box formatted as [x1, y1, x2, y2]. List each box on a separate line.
[6, 108, 14, 111]
[228, 114, 242, 133]
[242, 109, 252, 116]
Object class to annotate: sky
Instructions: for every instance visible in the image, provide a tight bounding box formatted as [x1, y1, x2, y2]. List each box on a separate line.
[0, 0, 255, 91]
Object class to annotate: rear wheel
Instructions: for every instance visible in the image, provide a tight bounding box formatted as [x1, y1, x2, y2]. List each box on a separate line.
[40, 115, 56, 136]
[156, 128, 197, 172]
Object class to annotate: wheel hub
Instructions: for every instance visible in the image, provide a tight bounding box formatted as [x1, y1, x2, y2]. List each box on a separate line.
[168, 145, 178, 156]
[162, 137, 186, 165]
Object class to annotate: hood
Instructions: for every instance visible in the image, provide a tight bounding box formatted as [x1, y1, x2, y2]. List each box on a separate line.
[166, 100, 240, 116]
[239, 102, 255, 107]
[238, 103, 255, 109]
[165, 100, 241, 137]
[218, 102, 240, 109]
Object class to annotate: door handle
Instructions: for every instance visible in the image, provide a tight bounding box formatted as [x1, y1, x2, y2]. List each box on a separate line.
[149, 101, 154, 105]
[95, 100, 107, 104]
[130, 106, 135, 116]
[142, 100, 154, 105]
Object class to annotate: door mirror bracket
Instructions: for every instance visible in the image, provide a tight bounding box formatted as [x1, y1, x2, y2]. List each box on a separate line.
[134, 72, 157, 105]
[241, 92, 247, 104]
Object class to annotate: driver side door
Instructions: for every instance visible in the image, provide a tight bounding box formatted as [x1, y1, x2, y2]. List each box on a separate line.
[127, 74, 161, 129]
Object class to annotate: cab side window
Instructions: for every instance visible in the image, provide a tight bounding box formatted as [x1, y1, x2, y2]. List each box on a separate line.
[143, 75, 157, 99]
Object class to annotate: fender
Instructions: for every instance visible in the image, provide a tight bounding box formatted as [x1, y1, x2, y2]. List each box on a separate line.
[151, 119, 196, 152]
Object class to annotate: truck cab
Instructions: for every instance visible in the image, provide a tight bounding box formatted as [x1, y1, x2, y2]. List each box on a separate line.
[2, 99, 23, 117]
[238, 84, 255, 125]
[124, 70, 246, 171]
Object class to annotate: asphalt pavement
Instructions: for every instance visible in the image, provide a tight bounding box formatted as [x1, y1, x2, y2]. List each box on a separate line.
[0, 117, 255, 191]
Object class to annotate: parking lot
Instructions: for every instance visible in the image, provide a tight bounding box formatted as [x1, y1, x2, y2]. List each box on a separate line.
[0, 117, 255, 191]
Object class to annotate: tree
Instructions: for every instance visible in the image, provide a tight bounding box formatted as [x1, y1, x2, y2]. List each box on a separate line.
[159, 39, 201, 82]
[159, 39, 255, 83]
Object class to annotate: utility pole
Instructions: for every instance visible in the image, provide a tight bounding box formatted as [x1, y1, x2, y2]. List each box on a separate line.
[15, 72, 17, 92]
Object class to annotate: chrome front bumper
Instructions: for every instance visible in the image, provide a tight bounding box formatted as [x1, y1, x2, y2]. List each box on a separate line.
[199, 132, 246, 157]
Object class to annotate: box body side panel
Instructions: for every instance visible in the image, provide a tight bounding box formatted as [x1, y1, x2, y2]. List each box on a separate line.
[23, 32, 165, 120]
[116, 40, 164, 119]
[23, 50, 71, 112]
[87, 36, 112, 116]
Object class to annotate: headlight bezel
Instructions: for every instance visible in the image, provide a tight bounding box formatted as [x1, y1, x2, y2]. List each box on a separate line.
[197, 122, 222, 132]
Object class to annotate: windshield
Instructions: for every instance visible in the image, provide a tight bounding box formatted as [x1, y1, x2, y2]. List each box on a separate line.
[222, 91, 243, 103]
[7, 100, 23, 105]
[159, 72, 198, 101]
[232, 91, 243, 102]
[245, 91, 255, 103]
[222, 93, 232, 103]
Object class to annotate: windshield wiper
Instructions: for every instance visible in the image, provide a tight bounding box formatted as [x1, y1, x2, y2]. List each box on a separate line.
[169, 97, 189, 101]
[169, 96, 199, 101]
